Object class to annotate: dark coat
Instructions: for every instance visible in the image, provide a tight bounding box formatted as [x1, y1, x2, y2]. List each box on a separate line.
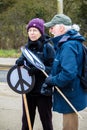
[17, 35, 55, 95]
[49, 30, 87, 113]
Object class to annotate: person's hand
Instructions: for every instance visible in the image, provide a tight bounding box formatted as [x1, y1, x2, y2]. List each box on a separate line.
[45, 76, 53, 86]
[40, 76, 54, 96]
[41, 83, 53, 96]
[15, 59, 24, 66]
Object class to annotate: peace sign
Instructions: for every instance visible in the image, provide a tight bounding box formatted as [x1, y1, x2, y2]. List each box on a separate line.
[7, 65, 35, 94]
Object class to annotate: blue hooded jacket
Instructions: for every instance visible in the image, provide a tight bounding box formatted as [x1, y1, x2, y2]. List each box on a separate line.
[50, 29, 87, 113]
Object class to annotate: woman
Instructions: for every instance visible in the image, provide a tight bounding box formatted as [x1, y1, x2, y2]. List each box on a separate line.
[16, 18, 55, 130]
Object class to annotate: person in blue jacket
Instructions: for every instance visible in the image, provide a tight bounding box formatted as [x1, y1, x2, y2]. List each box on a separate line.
[16, 18, 55, 130]
[41, 14, 87, 130]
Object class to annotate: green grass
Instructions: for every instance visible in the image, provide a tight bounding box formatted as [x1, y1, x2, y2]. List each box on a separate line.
[0, 49, 21, 58]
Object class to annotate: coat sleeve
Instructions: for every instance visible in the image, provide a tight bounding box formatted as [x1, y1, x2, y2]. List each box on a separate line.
[44, 43, 55, 74]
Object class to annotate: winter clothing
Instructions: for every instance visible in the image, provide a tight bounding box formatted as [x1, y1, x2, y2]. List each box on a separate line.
[44, 76, 54, 86]
[26, 18, 45, 35]
[63, 113, 78, 130]
[16, 35, 55, 95]
[41, 83, 53, 96]
[22, 95, 53, 130]
[16, 34, 55, 130]
[28, 66, 39, 76]
[44, 29, 87, 113]
[16, 58, 24, 66]
[44, 14, 72, 27]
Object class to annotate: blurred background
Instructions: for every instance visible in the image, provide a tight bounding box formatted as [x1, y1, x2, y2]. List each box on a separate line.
[0, 0, 87, 51]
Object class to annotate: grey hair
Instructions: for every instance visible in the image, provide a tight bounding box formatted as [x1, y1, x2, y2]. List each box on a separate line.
[64, 24, 80, 32]
[72, 24, 80, 31]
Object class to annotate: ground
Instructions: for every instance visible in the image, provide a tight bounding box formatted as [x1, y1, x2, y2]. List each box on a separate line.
[0, 82, 87, 130]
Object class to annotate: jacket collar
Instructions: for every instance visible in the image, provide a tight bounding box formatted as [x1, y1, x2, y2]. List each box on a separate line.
[51, 29, 85, 50]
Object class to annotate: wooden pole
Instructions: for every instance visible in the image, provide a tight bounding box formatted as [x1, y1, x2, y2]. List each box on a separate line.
[23, 94, 32, 130]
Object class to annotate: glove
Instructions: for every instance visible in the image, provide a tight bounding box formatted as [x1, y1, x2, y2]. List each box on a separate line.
[45, 76, 53, 86]
[28, 67, 39, 76]
[15, 59, 24, 66]
[40, 76, 54, 96]
[40, 83, 53, 96]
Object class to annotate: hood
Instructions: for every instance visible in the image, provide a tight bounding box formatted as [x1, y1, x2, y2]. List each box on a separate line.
[65, 29, 85, 42]
[51, 29, 85, 49]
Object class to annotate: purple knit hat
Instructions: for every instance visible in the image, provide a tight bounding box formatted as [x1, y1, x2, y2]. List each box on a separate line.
[26, 18, 45, 35]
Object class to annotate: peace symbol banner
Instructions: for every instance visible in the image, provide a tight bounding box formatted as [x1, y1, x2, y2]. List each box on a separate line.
[7, 65, 35, 94]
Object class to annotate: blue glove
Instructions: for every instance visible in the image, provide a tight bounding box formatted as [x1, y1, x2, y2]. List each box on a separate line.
[45, 76, 53, 86]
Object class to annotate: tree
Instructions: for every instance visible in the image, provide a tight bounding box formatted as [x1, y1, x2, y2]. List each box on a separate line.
[0, 0, 87, 49]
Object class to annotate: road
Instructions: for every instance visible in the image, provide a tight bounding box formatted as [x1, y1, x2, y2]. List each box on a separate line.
[0, 58, 87, 130]
[0, 82, 62, 130]
[0, 81, 87, 130]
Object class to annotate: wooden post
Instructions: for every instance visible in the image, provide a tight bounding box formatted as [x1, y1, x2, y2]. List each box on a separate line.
[57, 0, 63, 13]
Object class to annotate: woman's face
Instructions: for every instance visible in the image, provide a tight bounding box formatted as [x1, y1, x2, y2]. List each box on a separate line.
[28, 27, 41, 41]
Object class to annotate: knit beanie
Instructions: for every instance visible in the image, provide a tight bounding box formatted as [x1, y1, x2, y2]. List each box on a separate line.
[26, 18, 45, 35]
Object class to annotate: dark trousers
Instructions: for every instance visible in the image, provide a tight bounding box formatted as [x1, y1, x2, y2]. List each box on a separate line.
[22, 94, 53, 130]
